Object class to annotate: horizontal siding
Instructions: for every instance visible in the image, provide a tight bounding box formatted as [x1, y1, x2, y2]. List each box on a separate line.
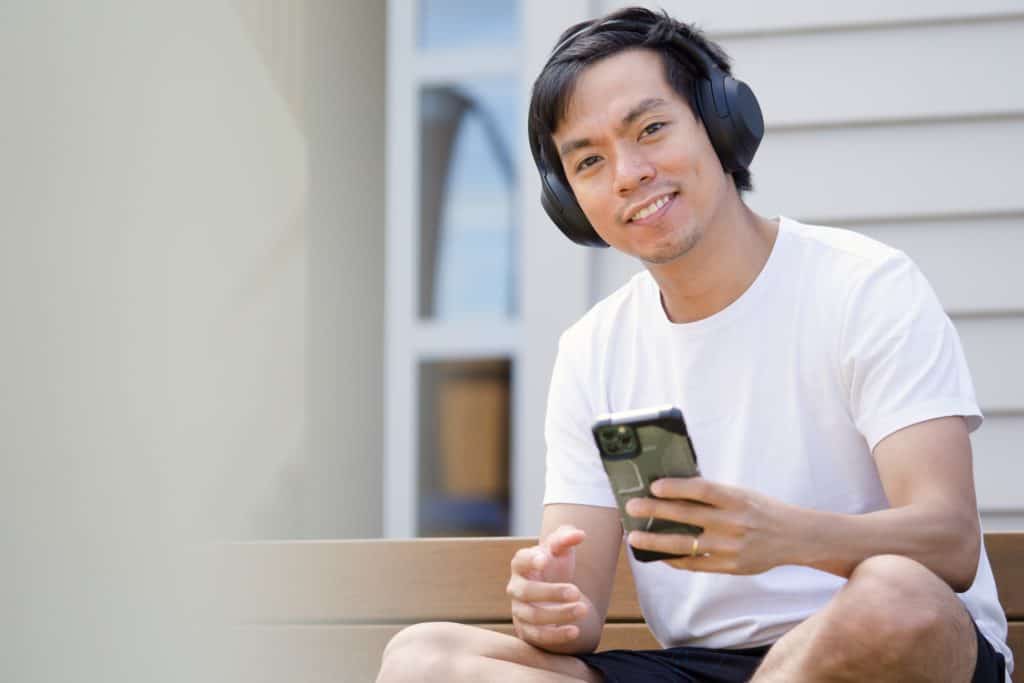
[855, 217, 1024, 315]
[725, 18, 1024, 127]
[982, 512, 1024, 532]
[957, 316, 1024, 412]
[973, 415, 1024, 512]
[748, 116, 1023, 223]
[602, 0, 1024, 36]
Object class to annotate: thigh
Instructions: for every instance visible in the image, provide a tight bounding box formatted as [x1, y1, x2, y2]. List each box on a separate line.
[382, 621, 598, 682]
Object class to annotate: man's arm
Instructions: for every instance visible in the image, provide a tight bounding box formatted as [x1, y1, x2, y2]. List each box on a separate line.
[508, 503, 622, 654]
[792, 415, 980, 590]
[625, 416, 981, 592]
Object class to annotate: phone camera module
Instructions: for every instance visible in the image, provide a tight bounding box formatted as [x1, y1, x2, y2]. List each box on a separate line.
[600, 425, 636, 455]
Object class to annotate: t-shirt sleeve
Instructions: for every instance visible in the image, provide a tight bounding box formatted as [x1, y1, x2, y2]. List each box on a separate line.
[542, 330, 617, 508]
[840, 252, 983, 452]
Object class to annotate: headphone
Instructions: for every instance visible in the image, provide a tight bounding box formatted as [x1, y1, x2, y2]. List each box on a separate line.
[529, 18, 765, 247]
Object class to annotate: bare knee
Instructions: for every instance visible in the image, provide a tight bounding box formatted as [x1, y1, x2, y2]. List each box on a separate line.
[838, 556, 950, 643]
[383, 621, 466, 658]
[819, 555, 971, 671]
[378, 622, 469, 683]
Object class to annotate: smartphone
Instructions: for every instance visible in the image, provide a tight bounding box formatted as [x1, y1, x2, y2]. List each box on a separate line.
[592, 405, 702, 562]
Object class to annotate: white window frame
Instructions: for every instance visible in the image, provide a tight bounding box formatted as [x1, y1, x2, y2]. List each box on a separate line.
[384, 0, 595, 538]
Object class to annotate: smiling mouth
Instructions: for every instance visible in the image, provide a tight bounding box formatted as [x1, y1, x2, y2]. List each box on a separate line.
[627, 192, 678, 223]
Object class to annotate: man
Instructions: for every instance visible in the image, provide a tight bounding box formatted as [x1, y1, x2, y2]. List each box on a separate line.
[378, 7, 1011, 682]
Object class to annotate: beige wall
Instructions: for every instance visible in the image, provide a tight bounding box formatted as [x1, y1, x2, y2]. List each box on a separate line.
[303, 0, 386, 539]
[1, 0, 384, 679]
[230, 0, 387, 540]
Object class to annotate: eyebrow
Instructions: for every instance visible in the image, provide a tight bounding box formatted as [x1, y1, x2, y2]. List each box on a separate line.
[558, 97, 668, 159]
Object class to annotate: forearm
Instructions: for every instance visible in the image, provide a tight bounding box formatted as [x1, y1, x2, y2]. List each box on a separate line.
[786, 502, 980, 592]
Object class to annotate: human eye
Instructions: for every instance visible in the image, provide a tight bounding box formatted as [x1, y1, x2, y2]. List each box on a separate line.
[639, 121, 666, 138]
[575, 155, 601, 173]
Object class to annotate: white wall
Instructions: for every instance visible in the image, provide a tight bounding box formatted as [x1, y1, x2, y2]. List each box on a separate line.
[593, 0, 1024, 529]
[0, 0, 385, 679]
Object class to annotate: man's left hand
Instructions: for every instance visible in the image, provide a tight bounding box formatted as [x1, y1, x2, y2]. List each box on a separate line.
[625, 477, 800, 574]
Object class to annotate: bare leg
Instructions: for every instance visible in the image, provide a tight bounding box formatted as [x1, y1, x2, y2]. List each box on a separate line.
[376, 622, 603, 683]
[752, 555, 978, 682]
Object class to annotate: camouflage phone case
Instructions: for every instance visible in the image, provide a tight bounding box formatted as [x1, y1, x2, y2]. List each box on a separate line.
[592, 406, 702, 562]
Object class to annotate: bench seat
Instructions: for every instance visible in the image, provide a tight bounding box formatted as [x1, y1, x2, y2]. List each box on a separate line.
[220, 533, 1022, 682]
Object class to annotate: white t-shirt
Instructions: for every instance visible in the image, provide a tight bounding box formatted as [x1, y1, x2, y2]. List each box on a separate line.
[542, 216, 1012, 671]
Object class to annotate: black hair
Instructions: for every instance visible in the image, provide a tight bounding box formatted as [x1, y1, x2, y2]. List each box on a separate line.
[528, 6, 753, 194]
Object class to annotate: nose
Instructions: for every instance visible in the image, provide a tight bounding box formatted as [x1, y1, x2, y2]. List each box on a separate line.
[613, 146, 655, 196]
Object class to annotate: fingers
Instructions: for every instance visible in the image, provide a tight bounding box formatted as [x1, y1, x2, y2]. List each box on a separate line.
[649, 476, 739, 507]
[506, 573, 580, 603]
[661, 552, 739, 573]
[507, 533, 588, 648]
[510, 546, 544, 578]
[625, 496, 716, 528]
[510, 597, 588, 626]
[515, 621, 580, 646]
[627, 531, 742, 574]
[506, 570, 588, 647]
[509, 527, 583, 578]
[628, 530, 714, 560]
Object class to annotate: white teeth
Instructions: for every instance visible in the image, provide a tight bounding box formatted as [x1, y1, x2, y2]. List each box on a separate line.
[631, 194, 671, 221]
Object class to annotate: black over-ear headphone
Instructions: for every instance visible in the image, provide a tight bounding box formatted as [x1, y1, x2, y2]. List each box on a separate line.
[529, 18, 764, 247]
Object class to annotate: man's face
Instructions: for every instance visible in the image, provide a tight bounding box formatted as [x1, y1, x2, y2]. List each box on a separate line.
[552, 48, 728, 264]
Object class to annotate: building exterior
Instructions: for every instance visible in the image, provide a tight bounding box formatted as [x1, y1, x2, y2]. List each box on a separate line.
[385, 0, 1024, 538]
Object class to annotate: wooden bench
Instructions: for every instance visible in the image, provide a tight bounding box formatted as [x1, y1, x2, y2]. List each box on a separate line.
[221, 532, 1022, 682]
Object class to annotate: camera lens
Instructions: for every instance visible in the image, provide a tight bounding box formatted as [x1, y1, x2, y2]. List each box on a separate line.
[600, 426, 639, 456]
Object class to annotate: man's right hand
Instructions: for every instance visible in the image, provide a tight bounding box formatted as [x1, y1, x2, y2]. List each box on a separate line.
[506, 524, 592, 648]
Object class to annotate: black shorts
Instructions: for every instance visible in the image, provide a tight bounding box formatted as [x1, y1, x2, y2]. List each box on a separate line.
[575, 622, 1006, 682]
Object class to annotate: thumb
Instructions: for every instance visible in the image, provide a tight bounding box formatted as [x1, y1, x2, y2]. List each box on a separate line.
[544, 525, 586, 558]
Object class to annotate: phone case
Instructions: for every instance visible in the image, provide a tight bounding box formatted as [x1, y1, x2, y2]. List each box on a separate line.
[592, 405, 702, 562]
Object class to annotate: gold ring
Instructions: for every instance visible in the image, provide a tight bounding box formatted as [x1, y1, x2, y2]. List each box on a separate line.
[690, 536, 700, 557]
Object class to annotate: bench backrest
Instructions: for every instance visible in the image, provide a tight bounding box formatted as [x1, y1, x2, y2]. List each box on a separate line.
[221, 533, 1022, 682]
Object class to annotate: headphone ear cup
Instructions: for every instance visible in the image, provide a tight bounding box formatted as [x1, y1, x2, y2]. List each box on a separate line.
[540, 169, 609, 247]
[695, 74, 764, 173]
[722, 78, 763, 170]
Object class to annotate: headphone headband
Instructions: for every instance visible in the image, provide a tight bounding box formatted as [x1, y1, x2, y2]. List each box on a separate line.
[549, 18, 721, 81]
